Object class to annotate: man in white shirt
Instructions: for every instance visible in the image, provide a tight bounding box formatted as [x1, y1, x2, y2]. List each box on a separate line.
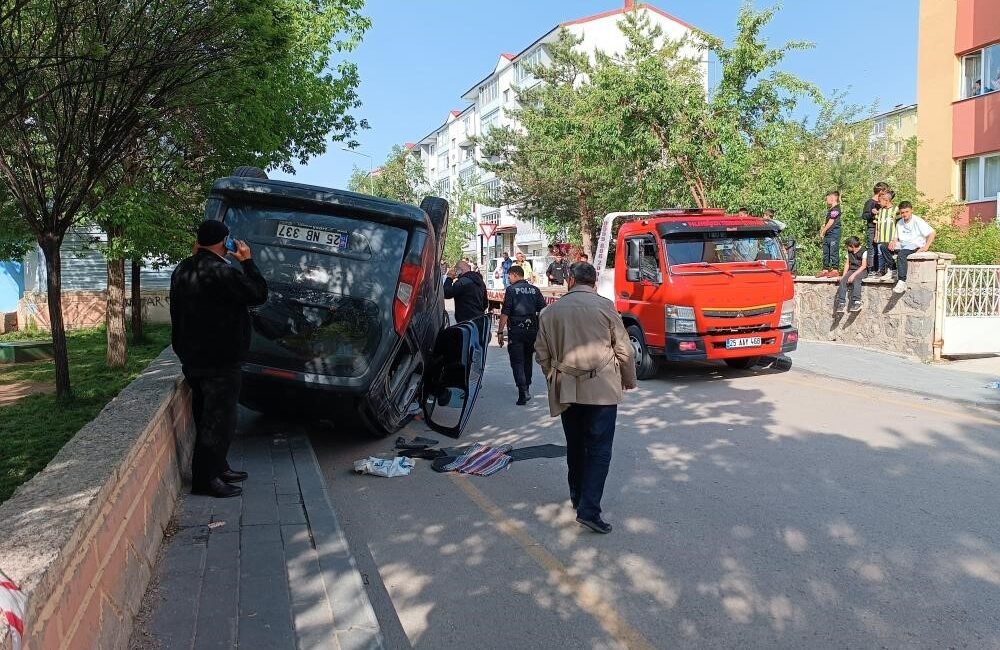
[888, 201, 936, 294]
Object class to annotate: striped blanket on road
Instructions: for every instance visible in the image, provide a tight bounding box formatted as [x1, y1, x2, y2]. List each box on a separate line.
[440, 443, 512, 476]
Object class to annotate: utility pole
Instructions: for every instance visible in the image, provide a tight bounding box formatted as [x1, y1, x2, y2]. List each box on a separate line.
[342, 148, 374, 194]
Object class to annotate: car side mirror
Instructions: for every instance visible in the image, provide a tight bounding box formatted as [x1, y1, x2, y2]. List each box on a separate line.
[625, 268, 641, 282]
[626, 242, 640, 269]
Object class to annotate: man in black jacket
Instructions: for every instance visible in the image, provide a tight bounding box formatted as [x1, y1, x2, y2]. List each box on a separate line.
[170, 220, 269, 498]
[443, 260, 487, 323]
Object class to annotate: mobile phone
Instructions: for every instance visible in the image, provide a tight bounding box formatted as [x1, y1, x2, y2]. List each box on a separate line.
[224, 236, 237, 253]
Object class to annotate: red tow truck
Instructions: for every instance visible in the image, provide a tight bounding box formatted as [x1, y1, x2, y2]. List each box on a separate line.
[591, 209, 798, 378]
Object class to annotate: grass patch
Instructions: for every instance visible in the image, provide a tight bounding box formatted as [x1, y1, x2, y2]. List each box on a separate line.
[0, 325, 171, 504]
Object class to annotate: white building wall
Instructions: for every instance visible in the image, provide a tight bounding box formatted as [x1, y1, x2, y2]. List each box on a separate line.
[412, 4, 706, 271]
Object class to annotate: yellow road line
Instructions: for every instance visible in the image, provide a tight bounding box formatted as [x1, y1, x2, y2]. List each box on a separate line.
[775, 373, 1000, 426]
[450, 474, 656, 650]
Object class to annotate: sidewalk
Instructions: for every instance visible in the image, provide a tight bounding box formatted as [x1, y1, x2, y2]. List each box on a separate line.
[792, 340, 1000, 408]
[130, 432, 383, 650]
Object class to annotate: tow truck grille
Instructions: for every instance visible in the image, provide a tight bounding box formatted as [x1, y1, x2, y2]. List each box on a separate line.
[707, 324, 771, 335]
[702, 305, 776, 319]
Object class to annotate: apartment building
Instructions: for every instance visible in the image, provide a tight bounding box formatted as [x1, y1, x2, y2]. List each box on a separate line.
[409, 1, 705, 264]
[917, 0, 1000, 225]
[865, 103, 917, 161]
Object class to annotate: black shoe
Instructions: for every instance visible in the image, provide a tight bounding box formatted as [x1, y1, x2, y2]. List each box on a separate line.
[576, 517, 612, 534]
[193, 478, 243, 498]
[221, 469, 248, 483]
[516, 390, 528, 406]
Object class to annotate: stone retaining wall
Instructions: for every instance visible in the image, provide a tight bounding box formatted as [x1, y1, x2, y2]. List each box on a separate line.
[794, 252, 954, 361]
[0, 349, 192, 650]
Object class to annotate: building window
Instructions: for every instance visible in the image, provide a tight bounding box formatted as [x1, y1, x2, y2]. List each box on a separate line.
[481, 179, 501, 206]
[872, 119, 885, 138]
[480, 79, 498, 105]
[960, 152, 1000, 202]
[437, 130, 449, 150]
[515, 48, 544, 84]
[438, 178, 451, 195]
[480, 109, 499, 135]
[961, 44, 1000, 98]
[429, 143, 436, 155]
[437, 152, 449, 173]
[481, 210, 500, 225]
[503, 89, 510, 103]
[893, 141, 903, 156]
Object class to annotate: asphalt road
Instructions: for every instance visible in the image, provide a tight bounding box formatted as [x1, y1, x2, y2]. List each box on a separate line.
[247, 344, 1000, 650]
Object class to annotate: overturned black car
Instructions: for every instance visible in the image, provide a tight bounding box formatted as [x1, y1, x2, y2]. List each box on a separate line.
[202, 167, 488, 438]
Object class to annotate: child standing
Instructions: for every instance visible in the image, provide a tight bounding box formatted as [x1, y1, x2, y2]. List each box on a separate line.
[817, 191, 843, 278]
[874, 190, 899, 280]
[862, 182, 889, 277]
[835, 236, 868, 313]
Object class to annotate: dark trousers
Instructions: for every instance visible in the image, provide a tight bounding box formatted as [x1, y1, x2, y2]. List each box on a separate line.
[507, 329, 537, 390]
[560, 404, 617, 521]
[835, 272, 863, 304]
[896, 248, 918, 281]
[185, 369, 241, 488]
[822, 233, 840, 269]
[866, 227, 878, 271]
[877, 244, 898, 274]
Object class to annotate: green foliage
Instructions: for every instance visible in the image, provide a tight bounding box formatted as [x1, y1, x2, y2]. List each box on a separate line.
[348, 145, 428, 204]
[933, 222, 1000, 265]
[0, 325, 171, 503]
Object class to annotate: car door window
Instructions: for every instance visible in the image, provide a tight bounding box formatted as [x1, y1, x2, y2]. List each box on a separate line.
[422, 315, 490, 438]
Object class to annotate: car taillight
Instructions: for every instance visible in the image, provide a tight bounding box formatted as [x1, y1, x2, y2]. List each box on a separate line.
[394, 262, 425, 336]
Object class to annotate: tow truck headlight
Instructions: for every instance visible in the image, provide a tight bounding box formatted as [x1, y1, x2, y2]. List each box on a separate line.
[779, 302, 795, 328]
[665, 305, 697, 334]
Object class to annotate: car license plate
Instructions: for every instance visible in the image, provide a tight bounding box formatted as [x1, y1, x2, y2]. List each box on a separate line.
[276, 222, 348, 250]
[726, 337, 762, 349]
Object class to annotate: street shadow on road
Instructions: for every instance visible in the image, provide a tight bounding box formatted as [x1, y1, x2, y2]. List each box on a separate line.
[291, 346, 1000, 650]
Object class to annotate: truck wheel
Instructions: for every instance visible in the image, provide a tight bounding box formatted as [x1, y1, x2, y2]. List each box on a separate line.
[724, 357, 761, 370]
[626, 325, 659, 380]
[231, 165, 268, 179]
[420, 196, 449, 240]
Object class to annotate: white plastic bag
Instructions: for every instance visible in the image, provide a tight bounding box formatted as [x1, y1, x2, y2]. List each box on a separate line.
[353, 456, 415, 478]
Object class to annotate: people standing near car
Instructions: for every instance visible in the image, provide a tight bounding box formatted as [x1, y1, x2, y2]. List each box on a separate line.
[863, 182, 889, 277]
[170, 220, 269, 499]
[888, 201, 936, 294]
[497, 265, 547, 406]
[817, 191, 843, 278]
[535, 262, 637, 534]
[501, 251, 513, 288]
[546, 252, 570, 286]
[515, 251, 536, 283]
[444, 259, 488, 323]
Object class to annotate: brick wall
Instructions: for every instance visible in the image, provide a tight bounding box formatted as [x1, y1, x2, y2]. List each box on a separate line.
[0, 350, 193, 650]
[17, 291, 172, 331]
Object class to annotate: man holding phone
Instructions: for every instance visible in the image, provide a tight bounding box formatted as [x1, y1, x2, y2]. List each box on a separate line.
[170, 220, 269, 498]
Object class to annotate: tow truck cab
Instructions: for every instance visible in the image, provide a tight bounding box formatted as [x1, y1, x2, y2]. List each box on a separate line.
[597, 209, 798, 377]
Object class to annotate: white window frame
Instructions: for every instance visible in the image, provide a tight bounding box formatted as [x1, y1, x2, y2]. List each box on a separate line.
[480, 109, 500, 135]
[479, 79, 498, 106]
[872, 119, 885, 138]
[515, 48, 544, 84]
[960, 44, 1000, 99]
[960, 152, 1000, 202]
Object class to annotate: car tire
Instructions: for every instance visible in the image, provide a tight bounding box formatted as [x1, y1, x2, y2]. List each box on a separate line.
[231, 165, 268, 179]
[420, 196, 449, 241]
[724, 356, 761, 370]
[626, 324, 659, 380]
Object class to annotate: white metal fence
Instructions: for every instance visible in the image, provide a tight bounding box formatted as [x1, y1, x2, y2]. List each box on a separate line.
[942, 264, 1000, 355]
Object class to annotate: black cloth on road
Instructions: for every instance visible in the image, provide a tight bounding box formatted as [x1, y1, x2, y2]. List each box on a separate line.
[170, 249, 268, 373]
[444, 271, 488, 323]
[507, 444, 567, 462]
[186, 369, 242, 488]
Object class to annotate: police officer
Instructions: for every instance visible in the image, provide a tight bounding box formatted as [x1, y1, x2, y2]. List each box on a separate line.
[497, 265, 547, 405]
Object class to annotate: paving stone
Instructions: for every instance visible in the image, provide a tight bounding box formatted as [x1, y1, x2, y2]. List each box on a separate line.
[176, 493, 214, 527]
[240, 523, 285, 578]
[194, 530, 239, 649]
[239, 574, 296, 650]
[242, 493, 280, 526]
[278, 501, 307, 525]
[335, 628, 384, 650]
[282, 524, 339, 650]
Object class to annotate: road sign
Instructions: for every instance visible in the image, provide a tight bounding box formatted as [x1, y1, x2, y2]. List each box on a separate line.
[478, 222, 498, 240]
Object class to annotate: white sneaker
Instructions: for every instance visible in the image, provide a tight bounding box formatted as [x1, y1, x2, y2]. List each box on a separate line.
[879, 271, 894, 282]
[892, 280, 907, 294]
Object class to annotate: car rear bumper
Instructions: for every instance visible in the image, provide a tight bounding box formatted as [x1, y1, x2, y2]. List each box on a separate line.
[659, 328, 798, 362]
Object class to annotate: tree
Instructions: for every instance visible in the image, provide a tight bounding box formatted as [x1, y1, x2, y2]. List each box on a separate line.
[348, 145, 428, 203]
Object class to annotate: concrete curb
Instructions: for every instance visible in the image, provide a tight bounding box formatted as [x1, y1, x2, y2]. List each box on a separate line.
[289, 436, 385, 650]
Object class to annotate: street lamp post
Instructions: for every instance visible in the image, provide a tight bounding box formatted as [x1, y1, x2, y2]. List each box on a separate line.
[342, 148, 374, 194]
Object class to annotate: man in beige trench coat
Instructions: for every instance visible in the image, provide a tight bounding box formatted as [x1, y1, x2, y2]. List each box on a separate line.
[535, 262, 637, 533]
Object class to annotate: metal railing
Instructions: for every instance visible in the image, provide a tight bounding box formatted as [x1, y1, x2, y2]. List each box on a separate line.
[944, 265, 1000, 317]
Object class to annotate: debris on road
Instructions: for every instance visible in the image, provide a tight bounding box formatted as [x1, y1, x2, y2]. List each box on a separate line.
[433, 443, 512, 476]
[353, 456, 415, 478]
[207, 521, 226, 529]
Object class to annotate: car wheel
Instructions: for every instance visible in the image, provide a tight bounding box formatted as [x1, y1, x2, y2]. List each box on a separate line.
[724, 356, 761, 370]
[420, 196, 449, 240]
[626, 324, 659, 380]
[231, 165, 268, 179]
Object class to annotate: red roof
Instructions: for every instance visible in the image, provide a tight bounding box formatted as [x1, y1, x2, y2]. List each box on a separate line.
[500, 53, 515, 61]
[449, 110, 461, 117]
[404, 142, 415, 149]
[561, 2, 694, 31]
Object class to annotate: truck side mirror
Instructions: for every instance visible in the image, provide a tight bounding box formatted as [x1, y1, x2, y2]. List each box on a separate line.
[626, 241, 640, 269]
[625, 268, 641, 282]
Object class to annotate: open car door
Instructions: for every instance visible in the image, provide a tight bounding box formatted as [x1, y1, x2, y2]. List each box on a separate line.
[421, 315, 490, 438]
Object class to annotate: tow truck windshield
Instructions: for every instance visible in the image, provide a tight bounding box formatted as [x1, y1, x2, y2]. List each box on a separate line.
[665, 233, 785, 269]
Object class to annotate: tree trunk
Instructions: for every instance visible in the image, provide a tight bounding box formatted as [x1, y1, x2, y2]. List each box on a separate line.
[577, 193, 594, 259]
[106, 255, 128, 368]
[131, 258, 144, 343]
[39, 234, 72, 399]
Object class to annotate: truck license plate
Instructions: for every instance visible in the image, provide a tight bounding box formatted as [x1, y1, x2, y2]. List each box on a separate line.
[276, 222, 348, 250]
[726, 337, 762, 349]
